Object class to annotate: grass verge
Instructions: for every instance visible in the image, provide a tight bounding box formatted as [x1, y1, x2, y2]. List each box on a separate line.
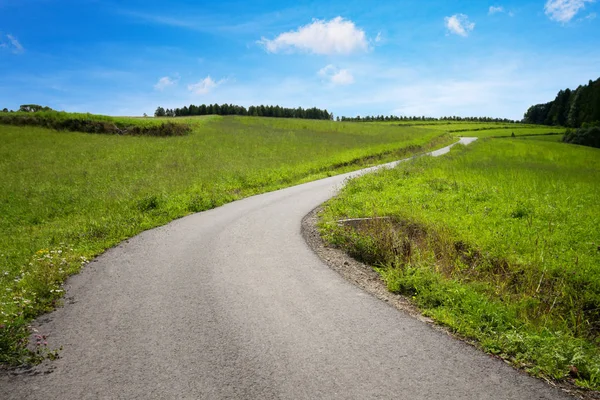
[319, 137, 600, 390]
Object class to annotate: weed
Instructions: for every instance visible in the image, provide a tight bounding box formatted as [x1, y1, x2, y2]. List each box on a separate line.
[137, 195, 161, 212]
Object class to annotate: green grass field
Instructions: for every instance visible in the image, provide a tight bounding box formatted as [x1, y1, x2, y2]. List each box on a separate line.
[0, 115, 454, 364]
[457, 127, 566, 138]
[409, 123, 565, 137]
[509, 134, 564, 142]
[319, 137, 600, 388]
[354, 120, 565, 138]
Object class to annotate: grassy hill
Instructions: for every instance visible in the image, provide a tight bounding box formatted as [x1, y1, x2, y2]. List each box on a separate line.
[0, 114, 574, 368]
[1, 114, 453, 364]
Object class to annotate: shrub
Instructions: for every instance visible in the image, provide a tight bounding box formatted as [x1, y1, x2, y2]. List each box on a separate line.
[563, 125, 600, 148]
[0, 111, 191, 136]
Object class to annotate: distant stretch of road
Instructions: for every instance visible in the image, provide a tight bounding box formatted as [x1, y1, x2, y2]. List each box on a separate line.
[1, 138, 569, 399]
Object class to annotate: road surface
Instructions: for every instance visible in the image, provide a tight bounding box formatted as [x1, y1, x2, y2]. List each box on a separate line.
[1, 138, 569, 399]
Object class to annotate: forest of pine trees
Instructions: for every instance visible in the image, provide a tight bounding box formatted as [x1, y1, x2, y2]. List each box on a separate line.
[154, 103, 333, 120]
[523, 77, 600, 127]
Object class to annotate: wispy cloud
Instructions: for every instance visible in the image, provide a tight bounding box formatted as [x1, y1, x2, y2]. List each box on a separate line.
[120, 10, 196, 29]
[444, 14, 475, 37]
[374, 32, 383, 44]
[117, 8, 307, 36]
[488, 6, 514, 17]
[318, 65, 354, 86]
[187, 76, 227, 95]
[545, 0, 595, 23]
[258, 17, 369, 55]
[1, 34, 24, 54]
[489, 6, 504, 15]
[154, 76, 178, 91]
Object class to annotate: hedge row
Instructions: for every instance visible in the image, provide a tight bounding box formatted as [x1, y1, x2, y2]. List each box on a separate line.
[563, 126, 600, 149]
[0, 113, 191, 137]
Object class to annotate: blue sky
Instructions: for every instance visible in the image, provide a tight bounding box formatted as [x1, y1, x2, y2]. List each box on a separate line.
[0, 0, 598, 119]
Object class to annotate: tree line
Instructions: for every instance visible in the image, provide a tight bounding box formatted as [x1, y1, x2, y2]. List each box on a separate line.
[1, 104, 54, 113]
[524, 77, 600, 127]
[563, 122, 600, 148]
[339, 115, 517, 123]
[155, 104, 333, 120]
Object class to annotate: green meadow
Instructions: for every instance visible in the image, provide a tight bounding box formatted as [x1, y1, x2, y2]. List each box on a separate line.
[357, 120, 565, 138]
[319, 137, 600, 388]
[411, 123, 565, 137]
[0, 115, 451, 364]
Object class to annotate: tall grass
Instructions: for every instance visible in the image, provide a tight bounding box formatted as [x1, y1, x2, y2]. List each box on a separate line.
[319, 138, 600, 388]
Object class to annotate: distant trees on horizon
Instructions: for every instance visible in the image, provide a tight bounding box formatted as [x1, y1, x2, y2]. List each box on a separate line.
[153, 104, 522, 124]
[0, 104, 54, 113]
[154, 104, 333, 120]
[524, 77, 600, 128]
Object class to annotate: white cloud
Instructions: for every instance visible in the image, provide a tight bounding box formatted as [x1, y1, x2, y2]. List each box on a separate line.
[187, 76, 226, 95]
[318, 65, 355, 86]
[374, 32, 382, 43]
[7, 34, 24, 53]
[444, 14, 475, 37]
[258, 17, 369, 55]
[331, 70, 354, 85]
[1, 34, 24, 54]
[489, 6, 504, 14]
[154, 76, 177, 91]
[544, 0, 595, 23]
[585, 12, 597, 19]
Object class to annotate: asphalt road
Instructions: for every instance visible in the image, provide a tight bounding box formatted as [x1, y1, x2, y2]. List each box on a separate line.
[1, 138, 570, 399]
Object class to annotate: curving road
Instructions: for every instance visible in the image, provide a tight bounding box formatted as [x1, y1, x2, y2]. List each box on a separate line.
[1, 138, 570, 399]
